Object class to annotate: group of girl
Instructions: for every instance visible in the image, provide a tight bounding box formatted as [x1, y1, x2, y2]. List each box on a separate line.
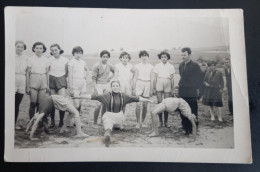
[15, 40, 226, 146]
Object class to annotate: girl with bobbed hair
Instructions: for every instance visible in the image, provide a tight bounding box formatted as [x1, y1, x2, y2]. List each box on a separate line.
[48, 44, 69, 128]
[202, 61, 224, 121]
[15, 40, 28, 130]
[26, 42, 50, 123]
[153, 51, 175, 127]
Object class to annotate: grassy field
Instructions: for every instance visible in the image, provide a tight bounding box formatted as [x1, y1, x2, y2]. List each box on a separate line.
[14, 62, 234, 148]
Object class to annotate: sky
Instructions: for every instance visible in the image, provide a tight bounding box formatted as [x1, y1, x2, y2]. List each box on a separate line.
[15, 8, 229, 54]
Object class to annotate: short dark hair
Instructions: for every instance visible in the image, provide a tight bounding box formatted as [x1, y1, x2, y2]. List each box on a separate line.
[201, 62, 208, 67]
[72, 46, 83, 55]
[139, 50, 149, 58]
[158, 51, 171, 60]
[15, 40, 27, 50]
[119, 51, 131, 61]
[225, 57, 231, 62]
[100, 50, 110, 58]
[181, 47, 192, 55]
[32, 42, 47, 53]
[50, 44, 64, 55]
[207, 61, 217, 67]
[110, 80, 121, 87]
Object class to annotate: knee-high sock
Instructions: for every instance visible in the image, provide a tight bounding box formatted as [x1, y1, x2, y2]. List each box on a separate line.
[158, 113, 163, 124]
[164, 111, 168, 124]
[59, 111, 65, 123]
[29, 102, 37, 119]
[15, 93, 24, 123]
[50, 108, 55, 122]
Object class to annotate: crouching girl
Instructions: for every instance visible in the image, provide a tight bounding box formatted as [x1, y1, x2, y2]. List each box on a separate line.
[26, 95, 89, 140]
[148, 96, 197, 140]
[73, 81, 153, 147]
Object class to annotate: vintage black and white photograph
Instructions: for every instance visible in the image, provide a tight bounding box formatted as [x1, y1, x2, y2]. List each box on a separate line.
[5, 7, 251, 163]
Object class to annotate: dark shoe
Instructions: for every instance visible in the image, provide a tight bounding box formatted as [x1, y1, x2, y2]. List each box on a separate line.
[164, 123, 170, 128]
[103, 129, 111, 147]
[43, 121, 49, 134]
[158, 122, 163, 128]
[50, 121, 55, 128]
[58, 122, 64, 127]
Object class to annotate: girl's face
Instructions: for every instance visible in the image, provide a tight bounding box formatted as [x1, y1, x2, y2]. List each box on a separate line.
[141, 55, 148, 63]
[209, 64, 216, 72]
[15, 43, 25, 55]
[101, 54, 110, 64]
[111, 82, 120, 93]
[121, 55, 129, 65]
[161, 54, 168, 64]
[201, 65, 207, 72]
[50, 46, 60, 58]
[74, 52, 83, 59]
[34, 45, 44, 56]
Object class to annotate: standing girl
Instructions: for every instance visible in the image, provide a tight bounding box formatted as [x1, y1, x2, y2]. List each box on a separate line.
[15, 41, 28, 129]
[68, 46, 88, 125]
[48, 44, 69, 127]
[153, 51, 175, 127]
[26, 42, 50, 120]
[202, 61, 224, 121]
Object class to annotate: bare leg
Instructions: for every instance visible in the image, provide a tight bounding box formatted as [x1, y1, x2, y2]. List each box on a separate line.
[163, 92, 171, 127]
[29, 89, 38, 119]
[142, 102, 148, 123]
[94, 103, 101, 125]
[156, 91, 163, 126]
[29, 113, 45, 141]
[60, 113, 72, 133]
[50, 89, 57, 127]
[148, 103, 167, 137]
[58, 88, 66, 126]
[66, 104, 89, 137]
[25, 113, 38, 134]
[217, 107, 223, 121]
[135, 102, 141, 129]
[209, 106, 215, 121]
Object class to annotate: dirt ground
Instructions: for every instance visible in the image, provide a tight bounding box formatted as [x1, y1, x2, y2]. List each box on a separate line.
[15, 89, 234, 149]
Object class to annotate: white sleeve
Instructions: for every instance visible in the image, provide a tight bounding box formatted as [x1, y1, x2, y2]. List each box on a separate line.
[153, 64, 159, 74]
[171, 65, 175, 74]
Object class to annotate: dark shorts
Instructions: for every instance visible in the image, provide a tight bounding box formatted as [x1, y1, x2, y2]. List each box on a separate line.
[49, 75, 67, 91]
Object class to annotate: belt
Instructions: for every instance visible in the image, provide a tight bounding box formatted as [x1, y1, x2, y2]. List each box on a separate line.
[137, 79, 150, 82]
[31, 73, 46, 75]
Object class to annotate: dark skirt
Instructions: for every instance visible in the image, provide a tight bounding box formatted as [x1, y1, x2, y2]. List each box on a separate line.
[49, 75, 67, 91]
[202, 87, 223, 107]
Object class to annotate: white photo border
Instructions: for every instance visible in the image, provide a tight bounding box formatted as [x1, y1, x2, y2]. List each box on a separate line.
[4, 7, 252, 163]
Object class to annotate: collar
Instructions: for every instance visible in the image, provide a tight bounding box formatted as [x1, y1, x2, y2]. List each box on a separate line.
[161, 62, 168, 65]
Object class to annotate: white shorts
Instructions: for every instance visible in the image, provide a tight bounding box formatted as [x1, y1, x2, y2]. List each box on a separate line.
[102, 111, 125, 130]
[156, 78, 171, 92]
[15, 74, 26, 94]
[96, 83, 110, 95]
[135, 80, 151, 98]
[71, 78, 87, 96]
[120, 80, 132, 95]
[51, 95, 70, 111]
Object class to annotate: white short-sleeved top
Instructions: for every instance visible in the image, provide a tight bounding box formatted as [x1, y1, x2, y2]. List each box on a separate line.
[27, 55, 50, 74]
[15, 54, 28, 75]
[68, 58, 86, 79]
[135, 63, 154, 81]
[49, 56, 69, 77]
[153, 62, 175, 79]
[115, 63, 133, 82]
